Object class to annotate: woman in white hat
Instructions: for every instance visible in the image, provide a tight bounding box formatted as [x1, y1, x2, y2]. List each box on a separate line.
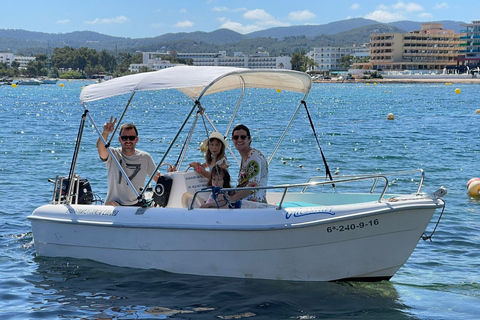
[189, 131, 230, 179]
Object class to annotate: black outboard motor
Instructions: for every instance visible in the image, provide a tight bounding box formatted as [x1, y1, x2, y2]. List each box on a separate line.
[52, 176, 94, 204]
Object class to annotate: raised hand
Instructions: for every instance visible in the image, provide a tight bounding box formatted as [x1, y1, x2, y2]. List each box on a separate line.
[103, 116, 117, 134]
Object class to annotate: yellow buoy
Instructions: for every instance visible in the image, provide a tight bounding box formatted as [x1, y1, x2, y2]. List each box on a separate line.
[467, 180, 480, 196]
[276, 89, 281, 93]
[59, 83, 64, 87]
[366, 83, 370, 85]
[374, 82, 377, 85]
[11, 83, 17, 87]
[455, 88, 461, 94]
[200, 139, 208, 153]
[387, 113, 394, 120]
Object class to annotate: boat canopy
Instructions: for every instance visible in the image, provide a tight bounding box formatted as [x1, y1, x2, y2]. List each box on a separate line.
[80, 66, 312, 103]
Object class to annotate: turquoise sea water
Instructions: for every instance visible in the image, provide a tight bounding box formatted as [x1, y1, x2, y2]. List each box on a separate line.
[1, 80, 480, 319]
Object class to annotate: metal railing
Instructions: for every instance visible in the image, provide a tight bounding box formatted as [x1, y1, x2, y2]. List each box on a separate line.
[304, 169, 425, 194]
[187, 169, 426, 210]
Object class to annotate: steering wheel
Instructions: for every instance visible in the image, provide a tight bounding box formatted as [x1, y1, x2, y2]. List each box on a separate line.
[159, 162, 174, 173]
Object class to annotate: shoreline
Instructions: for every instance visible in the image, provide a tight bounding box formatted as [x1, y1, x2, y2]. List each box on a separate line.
[314, 75, 480, 84]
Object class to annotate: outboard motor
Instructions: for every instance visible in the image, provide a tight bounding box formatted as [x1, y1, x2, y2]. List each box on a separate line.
[52, 176, 94, 204]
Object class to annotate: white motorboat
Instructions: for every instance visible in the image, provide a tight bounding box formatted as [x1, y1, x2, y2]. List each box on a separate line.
[41, 78, 58, 84]
[17, 78, 42, 85]
[28, 66, 446, 282]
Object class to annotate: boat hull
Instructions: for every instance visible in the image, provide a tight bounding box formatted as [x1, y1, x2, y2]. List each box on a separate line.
[41, 79, 58, 84]
[29, 196, 442, 281]
[17, 80, 42, 85]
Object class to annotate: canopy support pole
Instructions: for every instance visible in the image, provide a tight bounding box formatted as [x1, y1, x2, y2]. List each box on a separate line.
[83, 102, 143, 204]
[268, 92, 309, 165]
[301, 100, 335, 188]
[65, 109, 88, 204]
[141, 100, 200, 196]
[107, 92, 136, 146]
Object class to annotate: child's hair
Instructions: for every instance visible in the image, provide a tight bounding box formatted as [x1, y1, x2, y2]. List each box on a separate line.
[207, 166, 231, 188]
[206, 137, 226, 165]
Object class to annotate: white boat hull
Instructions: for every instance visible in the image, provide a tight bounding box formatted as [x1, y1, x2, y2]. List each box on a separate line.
[29, 194, 442, 281]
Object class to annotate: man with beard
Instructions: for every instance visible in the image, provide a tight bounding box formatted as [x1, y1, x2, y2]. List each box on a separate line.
[97, 116, 159, 206]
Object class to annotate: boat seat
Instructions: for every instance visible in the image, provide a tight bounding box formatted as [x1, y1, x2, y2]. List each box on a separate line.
[278, 201, 319, 208]
[164, 171, 209, 208]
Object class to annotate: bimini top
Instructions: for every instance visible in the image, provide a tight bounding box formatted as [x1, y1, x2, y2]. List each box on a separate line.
[80, 66, 312, 103]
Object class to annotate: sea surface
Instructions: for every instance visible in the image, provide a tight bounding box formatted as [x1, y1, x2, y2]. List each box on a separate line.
[1, 79, 480, 319]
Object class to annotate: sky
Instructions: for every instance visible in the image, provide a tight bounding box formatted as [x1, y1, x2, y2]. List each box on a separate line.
[1, 0, 478, 38]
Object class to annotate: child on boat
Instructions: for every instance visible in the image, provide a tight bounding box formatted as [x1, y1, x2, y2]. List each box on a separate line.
[200, 166, 232, 208]
[190, 132, 230, 179]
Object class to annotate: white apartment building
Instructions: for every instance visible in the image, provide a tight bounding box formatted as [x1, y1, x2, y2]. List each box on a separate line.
[129, 53, 178, 72]
[308, 46, 369, 71]
[0, 53, 36, 68]
[129, 51, 291, 72]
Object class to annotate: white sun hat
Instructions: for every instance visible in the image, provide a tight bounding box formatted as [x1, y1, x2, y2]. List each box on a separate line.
[208, 132, 227, 148]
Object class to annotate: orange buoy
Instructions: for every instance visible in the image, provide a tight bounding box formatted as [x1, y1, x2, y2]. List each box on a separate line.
[467, 177, 480, 188]
[467, 180, 480, 196]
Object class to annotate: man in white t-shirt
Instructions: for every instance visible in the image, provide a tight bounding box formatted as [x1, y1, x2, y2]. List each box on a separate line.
[96, 116, 160, 206]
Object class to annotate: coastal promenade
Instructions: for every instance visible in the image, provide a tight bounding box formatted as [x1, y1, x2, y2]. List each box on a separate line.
[314, 74, 480, 84]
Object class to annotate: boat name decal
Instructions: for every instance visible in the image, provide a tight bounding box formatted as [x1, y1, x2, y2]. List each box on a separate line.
[285, 207, 335, 219]
[67, 207, 118, 216]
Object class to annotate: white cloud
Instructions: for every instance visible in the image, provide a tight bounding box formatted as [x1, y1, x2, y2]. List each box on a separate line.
[364, 2, 427, 22]
[212, 6, 229, 12]
[220, 21, 261, 34]
[365, 10, 406, 22]
[288, 10, 316, 21]
[243, 9, 288, 27]
[418, 12, 433, 19]
[434, 2, 449, 9]
[85, 16, 130, 25]
[392, 2, 424, 12]
[350, 3, 360, 10]
[57, 19, 70, 24]
[243, 9, 273, 22]
[174, 20, 194, 28]
[219, 8, 289, 34]
[212, 6, 247, 12]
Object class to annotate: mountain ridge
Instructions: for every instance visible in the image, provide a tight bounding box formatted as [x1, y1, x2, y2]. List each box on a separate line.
[0, 18, 466, 55]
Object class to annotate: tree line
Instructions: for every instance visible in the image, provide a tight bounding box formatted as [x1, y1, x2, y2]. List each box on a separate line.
[0, 45, 347, 79]
[0, 47, 144, 79]
[0, 47, 205, 79]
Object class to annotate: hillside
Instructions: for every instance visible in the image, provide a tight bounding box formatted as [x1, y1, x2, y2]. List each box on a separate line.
[247, 18, 381, 38]
[0, 18, 466, 56]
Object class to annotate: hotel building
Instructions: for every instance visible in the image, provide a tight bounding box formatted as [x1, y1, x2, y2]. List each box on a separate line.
[0, 52, 36, 68]
[129, 51, 291, 72]
[367, 23, 463, 71]
[458, 20, 480, 66]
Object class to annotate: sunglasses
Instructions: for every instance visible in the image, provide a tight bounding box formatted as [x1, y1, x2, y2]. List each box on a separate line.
[120, 135, 137, 141]
[232, 135, 249, 140]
